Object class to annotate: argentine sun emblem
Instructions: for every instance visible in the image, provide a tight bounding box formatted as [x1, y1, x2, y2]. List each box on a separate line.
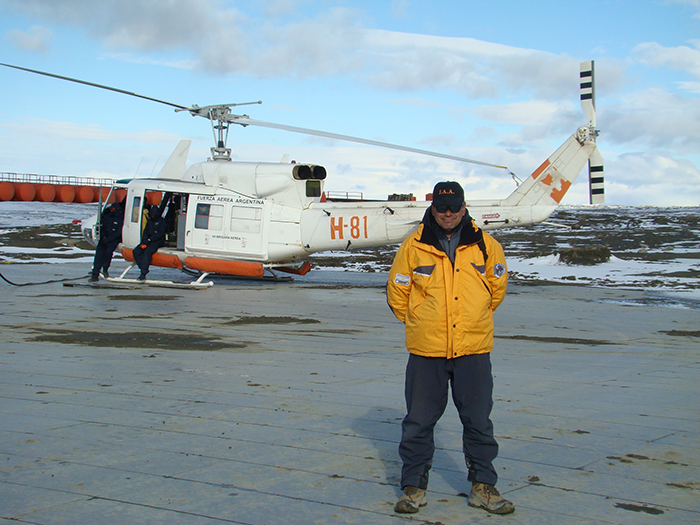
[494, 263, 506, 279]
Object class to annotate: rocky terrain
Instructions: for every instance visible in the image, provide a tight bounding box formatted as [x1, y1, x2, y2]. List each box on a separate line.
[1, 203, 698, 291]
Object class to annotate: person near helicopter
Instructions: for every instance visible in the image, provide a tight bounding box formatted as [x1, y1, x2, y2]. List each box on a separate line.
[386, 181, 513, 516]
[132, 205, 167, 281]
[89, 200, 124, 282]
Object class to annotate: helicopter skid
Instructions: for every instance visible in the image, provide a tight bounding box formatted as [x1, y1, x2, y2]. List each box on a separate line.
[103, 276, 213, 289]
[96, 264, 215, 289]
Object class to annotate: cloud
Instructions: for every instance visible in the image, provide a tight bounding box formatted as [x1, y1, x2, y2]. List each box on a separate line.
[634, 40, 700, 80]
[604, 151, 700, 205]
[678, 80, 700, 93]
[4, 24, 52, 52]
[472, 100, 572, 127]
[0, 0, 228, 50]
[0, 0, 590, 100]
[1, 0, 697, 206]
[587, 148, 700, 206]
[665, 0, 700, 19]
[603, 88, 700, 153]
[249, 8, 365, 78]
[0, 116, 182, 177]
[359, 30, 580, 99]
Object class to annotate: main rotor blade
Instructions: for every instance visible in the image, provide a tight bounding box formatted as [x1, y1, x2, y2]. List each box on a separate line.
[233, 116, 508, 170]
[1, 62, 509, 170]
[0, 62, 189, 111]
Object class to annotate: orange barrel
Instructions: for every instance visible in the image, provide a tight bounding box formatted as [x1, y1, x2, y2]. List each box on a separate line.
[0, 181, 14, 201]
[113, 189, 127, 204]
[146, 191, 162, 206]
[35, 184, 56, 202]
[75, 186, 95, 203]
[55, 185, 76, 203]
[96, 186, 112, 203]
[13, 183, 36, 201]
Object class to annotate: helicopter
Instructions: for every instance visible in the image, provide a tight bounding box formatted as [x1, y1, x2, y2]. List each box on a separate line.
[1, 61, 603, 284]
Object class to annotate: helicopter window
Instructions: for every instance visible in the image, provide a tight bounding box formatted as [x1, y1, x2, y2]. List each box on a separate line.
[230, 206, 262, 234]
[194, 203, 224, 230]
[306, 180, 322, 197]
[131, 196, 142, 223]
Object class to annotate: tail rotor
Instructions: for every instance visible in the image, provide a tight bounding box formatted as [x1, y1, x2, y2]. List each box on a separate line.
[580, 60, 604, 204]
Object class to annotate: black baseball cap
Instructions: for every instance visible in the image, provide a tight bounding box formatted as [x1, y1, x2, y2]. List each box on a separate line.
[432, 181, 464, 208]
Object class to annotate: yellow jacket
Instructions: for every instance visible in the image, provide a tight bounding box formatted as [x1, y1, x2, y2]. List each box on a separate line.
[387, 213, 507, 358]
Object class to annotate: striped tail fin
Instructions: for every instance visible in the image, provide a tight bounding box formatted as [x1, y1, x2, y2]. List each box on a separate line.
[588, 146, 604, 204]
[580, 60, 604, 204]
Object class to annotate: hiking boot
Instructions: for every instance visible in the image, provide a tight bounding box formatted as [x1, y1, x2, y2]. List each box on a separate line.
[88, 275, 99, 282]
[137, 273, 147, 281]
[394, 486, 427, 514]
[468, 482, 515, 514]
[102, 270, 109, 278]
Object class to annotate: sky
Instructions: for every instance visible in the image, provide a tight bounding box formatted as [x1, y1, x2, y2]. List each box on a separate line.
[0, 0, 699, 206]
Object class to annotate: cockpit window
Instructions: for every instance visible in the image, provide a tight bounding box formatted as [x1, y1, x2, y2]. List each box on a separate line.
[131, 196, 141, 223]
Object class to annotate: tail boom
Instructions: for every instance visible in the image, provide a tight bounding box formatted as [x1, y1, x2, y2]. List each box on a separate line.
[503, 133, 598, 208]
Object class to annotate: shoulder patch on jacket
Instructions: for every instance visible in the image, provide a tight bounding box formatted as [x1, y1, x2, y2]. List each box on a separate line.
[494, 262, 506, 278]
[394, 273, 411, 286]
[413, 264, 435, 277]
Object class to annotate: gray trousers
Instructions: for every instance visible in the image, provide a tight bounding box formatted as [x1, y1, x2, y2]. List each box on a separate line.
[399, 352, 499, 489]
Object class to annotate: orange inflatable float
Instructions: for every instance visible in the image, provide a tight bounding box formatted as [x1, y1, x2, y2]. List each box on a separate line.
[184, 257, 264, 277]
[120, 249, 184, 269]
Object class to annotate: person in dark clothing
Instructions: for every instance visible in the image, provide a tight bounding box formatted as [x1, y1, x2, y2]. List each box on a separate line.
[132, 205, 167, 281]
[89, 202, 124, 282]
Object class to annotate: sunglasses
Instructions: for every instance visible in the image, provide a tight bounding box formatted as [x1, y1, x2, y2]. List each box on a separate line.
[432, 203, 463, 213]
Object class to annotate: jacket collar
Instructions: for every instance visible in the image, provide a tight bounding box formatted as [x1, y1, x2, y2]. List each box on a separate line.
[418, 206, 483, 251]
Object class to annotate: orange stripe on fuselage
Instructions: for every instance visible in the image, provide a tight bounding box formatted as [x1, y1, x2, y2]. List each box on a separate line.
[531, 159, 551, 180]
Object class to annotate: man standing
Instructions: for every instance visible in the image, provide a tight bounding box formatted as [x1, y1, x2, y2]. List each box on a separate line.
[387, 181, 513, 515]
[89, 201, 124, 282]
[132, 205, 167, 281]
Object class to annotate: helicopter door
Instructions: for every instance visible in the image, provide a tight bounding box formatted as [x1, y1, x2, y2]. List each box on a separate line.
[122, 192, 145, 248]
[187, 199, 226, 254]
[184, 194, 269, 259]
[226, 204, 266, 256]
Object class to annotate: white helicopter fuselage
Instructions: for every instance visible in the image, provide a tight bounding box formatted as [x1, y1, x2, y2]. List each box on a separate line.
[84, 121, 599, 278]
[3, 59, 603, 278]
